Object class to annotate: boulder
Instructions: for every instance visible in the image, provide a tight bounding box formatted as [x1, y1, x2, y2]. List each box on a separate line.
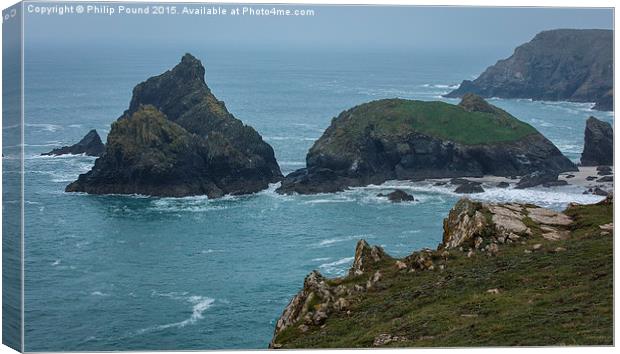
[597, 176, 613, 183]
[592, 187, 609, 196]
[454, 182, 485, 194]
[377, 189, 414, 202]
[497, 182, 510, 188]
[516, 170, 560, 189]
[42, 129, 105, 157]
[542, 180, 569, 187]
[581, 117, 613, 166]
[66, 54, 282, 198]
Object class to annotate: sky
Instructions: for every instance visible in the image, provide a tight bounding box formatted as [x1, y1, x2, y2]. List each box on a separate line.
[22, 2, 613, 53]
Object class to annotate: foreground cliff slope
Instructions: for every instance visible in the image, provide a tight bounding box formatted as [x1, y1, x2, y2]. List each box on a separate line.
[278, 94, 576, 194]
[271, 196, 613, 348]
[446, 29, 613, 111]
[66, 54, 282, 197]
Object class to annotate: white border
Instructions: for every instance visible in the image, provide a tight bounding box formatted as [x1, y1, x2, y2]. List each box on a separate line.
[0, 1, 616, 354]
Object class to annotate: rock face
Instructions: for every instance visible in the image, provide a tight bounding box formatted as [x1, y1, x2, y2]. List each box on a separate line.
[445, 29, 613, 111]
[277, 95, 575, 194]
[42, 129, 105, 157]
[66, 54, 282, 197]
[581, 116, 613, 166]
[446, 29, 613, 110]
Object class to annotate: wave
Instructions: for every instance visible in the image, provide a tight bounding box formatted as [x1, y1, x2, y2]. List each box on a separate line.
[264, 136, 318, 142]
[91, 291, 110, 297]
[137, 292, 215, 334]
[421, 83, 459, 89]
[279, 161, 306, 167]
[354, 179, 605, 210]
[317, 234, 372, 247]
[319, 257, 354, 276]
[25, 123, 63, 132]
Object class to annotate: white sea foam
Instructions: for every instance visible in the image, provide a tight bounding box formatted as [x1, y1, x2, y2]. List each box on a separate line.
[91, 291, 110, 297]
[319, 257, 354, 276]
[25, 123, 63, 132]
[137, 292, 215, 334]
[279, 161, 306, 167]
[349, 179, 605, 210]
[317, 234, 371, 247]
[264, 136, 318, 142]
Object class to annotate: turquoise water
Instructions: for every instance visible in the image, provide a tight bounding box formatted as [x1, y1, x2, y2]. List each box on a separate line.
[19, 48, 612, 351]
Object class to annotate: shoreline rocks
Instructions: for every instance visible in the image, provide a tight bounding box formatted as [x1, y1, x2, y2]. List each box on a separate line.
[65, 54, 282, 198]
[277, 95, 576, 195]
[42, 129, 105, 157]
[445, 29, 613, 112]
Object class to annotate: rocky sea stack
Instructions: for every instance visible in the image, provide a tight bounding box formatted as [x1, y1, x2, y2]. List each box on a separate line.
[581, 116, 613, 166]
[277, 94, 576, 194]
[42, 129, 105, 157]
[445, 29, 613, 111]
[66, 54, 282, 197]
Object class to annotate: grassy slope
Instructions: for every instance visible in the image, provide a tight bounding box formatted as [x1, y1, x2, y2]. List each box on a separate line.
[330, 99, 538, 146]
[275, 201, 613, 347]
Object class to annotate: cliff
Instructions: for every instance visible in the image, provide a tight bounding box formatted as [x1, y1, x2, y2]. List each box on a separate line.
[277, 94, 576, 195]
[445, 29, 613, 111]
[66, 54, 282, 197]
[271, 195, 613, 348]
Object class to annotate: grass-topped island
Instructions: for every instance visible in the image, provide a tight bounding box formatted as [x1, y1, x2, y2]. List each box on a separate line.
[277, 94, 576, 195]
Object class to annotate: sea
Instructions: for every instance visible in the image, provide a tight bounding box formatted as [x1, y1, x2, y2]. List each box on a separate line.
[7, 46, 613, 351]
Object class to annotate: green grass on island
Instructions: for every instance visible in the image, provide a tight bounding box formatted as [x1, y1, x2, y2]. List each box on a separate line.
[274, 200, 613, 348]
[330, 99, 538, 145]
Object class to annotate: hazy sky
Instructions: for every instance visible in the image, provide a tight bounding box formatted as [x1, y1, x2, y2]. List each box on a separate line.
[23, 3, 613, 52]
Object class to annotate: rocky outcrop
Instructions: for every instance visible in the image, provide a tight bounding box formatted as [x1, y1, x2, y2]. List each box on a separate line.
[377, 189, 414, 202]
[581, 116, 613, 166]
[277, 95, 575, 194]
[66, 54, 282, 198]
[42, 129, 105, 157]
[349, 240, 390, 276]
[271, 196, 613, 348]
[445, 29, 613, 111]
[269, 239, 389, 348]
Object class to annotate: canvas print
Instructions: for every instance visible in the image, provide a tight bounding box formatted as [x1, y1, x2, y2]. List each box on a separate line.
[1, 2, 614, 351]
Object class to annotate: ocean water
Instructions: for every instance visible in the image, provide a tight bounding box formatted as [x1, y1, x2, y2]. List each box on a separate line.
[18, 47, 613, 351]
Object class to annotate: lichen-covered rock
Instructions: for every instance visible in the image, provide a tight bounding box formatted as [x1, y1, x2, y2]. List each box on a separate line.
[349, 239, 389, 276]
[277, 95, 575, 194]
[42, 129, 105, 157]
[270, 271, 333, 347]
[441, 198, 575, 251]
[446, 29, 613, 112]
[66, 54, 282, 197]
[581, 116, 613, 166]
